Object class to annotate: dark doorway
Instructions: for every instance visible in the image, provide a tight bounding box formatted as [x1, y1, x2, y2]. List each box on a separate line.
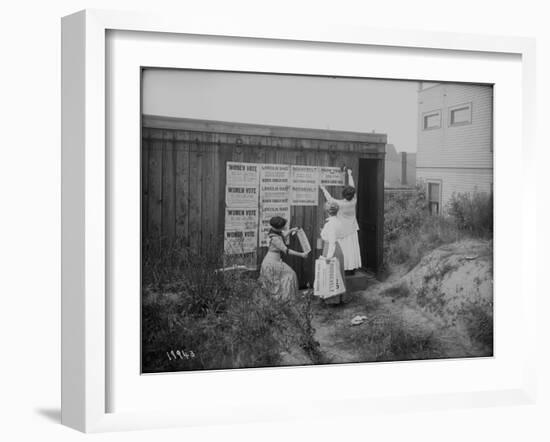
[356, 158, 384, 273]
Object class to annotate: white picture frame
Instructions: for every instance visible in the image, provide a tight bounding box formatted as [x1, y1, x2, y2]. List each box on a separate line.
[61, 9, 537, 433]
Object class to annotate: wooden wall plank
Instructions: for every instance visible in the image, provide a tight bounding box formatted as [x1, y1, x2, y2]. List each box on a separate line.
[161, 130, 176, 243]
[147, 129, 163, 242]
[188, 134, 203, 254]
[218, 142, 233, 258]
[141, 129, 150, 239]
[301, 150, 317, 288]
[201, 134, 216, 257]
[175, 130, 190, 244]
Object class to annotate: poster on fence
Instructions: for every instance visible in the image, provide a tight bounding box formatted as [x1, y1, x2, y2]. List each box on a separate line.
[225, 162, 260, 208]
[259, 164, 290, 204]
[225, 207, 259, 230]
[260, 164, 290, 188]
[225, 185, 259, 208]
[224, 229, 258, 255]
[290, 165, 319, 206]
[226, 162, 260, 186]
[222, 250, 257, 270]
[259, 203, 291, 247]
[319, 167, 346, 186]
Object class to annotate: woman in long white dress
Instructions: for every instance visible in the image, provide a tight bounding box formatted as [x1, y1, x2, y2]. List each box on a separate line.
[319, 201, 347, 303]
[320, 168, 362, 273]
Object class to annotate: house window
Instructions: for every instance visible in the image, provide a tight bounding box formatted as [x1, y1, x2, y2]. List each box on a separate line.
[428, 182, 441, 215]
[423, 110, 441, 130]
[449, 103, 472, 126]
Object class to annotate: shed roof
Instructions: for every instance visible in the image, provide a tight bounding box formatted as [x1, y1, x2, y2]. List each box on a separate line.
[143, 114, 387, 145]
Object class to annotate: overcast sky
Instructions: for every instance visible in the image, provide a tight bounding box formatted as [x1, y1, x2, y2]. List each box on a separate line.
[142, 69, 420, 152]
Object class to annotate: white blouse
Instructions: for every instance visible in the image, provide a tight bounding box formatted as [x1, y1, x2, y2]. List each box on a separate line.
[320, 216, 344, 258]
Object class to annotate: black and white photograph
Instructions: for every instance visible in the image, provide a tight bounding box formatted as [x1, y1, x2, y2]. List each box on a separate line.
[141, 69, 493, 374]
[4, 0, 550, 439]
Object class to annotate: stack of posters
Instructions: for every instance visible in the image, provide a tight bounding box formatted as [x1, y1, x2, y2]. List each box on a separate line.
[223, 162, 259, 268]
[259, 164, 290, 247]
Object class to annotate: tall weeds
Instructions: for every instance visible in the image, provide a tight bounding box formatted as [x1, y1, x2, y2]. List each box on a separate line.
[142, 239, 320, 372]
[384, 185, 493, 270]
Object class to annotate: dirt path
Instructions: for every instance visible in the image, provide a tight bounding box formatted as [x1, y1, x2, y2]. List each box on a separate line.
[309, 239, 493, 364]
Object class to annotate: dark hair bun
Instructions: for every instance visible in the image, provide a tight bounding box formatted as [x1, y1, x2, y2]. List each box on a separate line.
[342, 186, 356, 201]
[269, 216, 287, 230]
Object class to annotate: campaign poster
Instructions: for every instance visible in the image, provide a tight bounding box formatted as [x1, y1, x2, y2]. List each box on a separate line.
[222, 250, 257, 270]
[259, 164, 290, 205]
[259, 203, 291, 247]
[226, 162, 260, 186]
[224, 207, 259, 230]
[225, 185, 259, 208]
[319, 167, 345, 186]
[290, 165, 319, 206]
[224, 229, 258, 255]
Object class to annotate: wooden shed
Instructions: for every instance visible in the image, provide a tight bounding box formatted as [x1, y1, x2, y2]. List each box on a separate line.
[142, 115, 386, 287]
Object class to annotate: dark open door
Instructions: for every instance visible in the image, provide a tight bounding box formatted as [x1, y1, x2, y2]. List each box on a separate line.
[356, 158, 384, 272]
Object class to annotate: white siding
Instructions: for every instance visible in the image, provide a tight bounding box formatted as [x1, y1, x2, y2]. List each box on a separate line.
[417, 168, 493, 210]
[417, 84, 493, 169]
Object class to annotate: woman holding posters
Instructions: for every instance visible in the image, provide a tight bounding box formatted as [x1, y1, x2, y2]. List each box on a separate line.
[259, 216, 309, 299]
[320, 167, 362, 274]
[319, 201, 347, 302]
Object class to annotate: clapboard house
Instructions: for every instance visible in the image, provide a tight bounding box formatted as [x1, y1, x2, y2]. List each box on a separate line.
[142, 115, 387, 287]
[417, 83, 493, 214]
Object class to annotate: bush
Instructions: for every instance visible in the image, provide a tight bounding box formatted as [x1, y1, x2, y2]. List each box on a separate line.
[384, 186, 492, 269]
[384, 186, 461, 269]
[384, 184, 428, 245]
[447, 191, 493, 237]
[459, 299, 494, 351]
[142, 241, 321, 372]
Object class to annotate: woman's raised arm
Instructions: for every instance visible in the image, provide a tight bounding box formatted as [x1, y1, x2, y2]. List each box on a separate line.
[347, 168, 355, 188]
[319, 185, 334, 202]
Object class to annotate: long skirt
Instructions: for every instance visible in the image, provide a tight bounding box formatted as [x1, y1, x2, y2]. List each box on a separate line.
[258, 255, 299, 300]
[322, 241, 347, 298]
[338, 231, 362, 270]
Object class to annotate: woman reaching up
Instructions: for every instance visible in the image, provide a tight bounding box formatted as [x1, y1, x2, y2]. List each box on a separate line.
[319, 167, 362, 273]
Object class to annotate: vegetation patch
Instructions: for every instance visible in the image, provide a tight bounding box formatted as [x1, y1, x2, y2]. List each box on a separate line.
[381, 282, 411, 300]
[142, 242, 322, 373]
[334, 310, 442, 362]
[458, 299, 494, 352]
[384, 185, 493, 271]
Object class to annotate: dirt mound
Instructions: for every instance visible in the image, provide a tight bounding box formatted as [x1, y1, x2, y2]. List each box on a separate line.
[311, 239, 494, 364]
[402, 239, 493, 325]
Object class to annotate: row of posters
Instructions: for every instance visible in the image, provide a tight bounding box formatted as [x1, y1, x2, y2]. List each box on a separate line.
[223, 161, 346, 263]
[259, 164, 291, 247]
[224, 163, 260, 267]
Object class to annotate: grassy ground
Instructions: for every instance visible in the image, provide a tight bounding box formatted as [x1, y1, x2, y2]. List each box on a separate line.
[141, 247, 322, 373]
[142, 188, 493, 371]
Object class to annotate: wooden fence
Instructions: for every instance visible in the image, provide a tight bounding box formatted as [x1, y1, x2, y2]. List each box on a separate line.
[142, 115, 386, 286]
